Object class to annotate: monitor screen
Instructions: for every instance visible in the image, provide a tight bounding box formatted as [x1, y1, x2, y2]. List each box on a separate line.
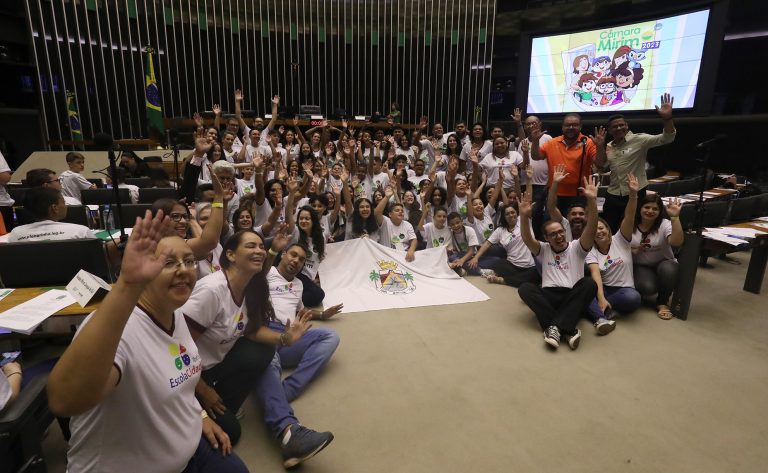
[526, 9, 711, 114]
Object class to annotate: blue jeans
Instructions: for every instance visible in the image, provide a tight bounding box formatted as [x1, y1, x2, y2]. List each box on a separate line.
[587, 286, 642, 322]
[181, 436, 248, 473]
[255, 326, 340, 437]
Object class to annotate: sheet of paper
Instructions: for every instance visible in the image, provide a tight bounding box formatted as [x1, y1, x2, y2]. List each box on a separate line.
[0, 289, 77, 335]
[702, 231, 749, 246]
[755, 217, 768, 222]
[705, 227, 764, 238]
[0, 289, 14, 303]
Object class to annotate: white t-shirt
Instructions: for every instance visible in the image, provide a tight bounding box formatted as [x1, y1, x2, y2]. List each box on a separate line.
[67, 307, 203, 473]
[448, 225, 480, 254]
[631, 219, 676, 266]
[586, 233, 634, 287]
[377, 216, 417, 251]
[536, 239, 589, 288]
[197, 243, 223, 279]
[0, 151, 12, 206]
[518, 134, 552, 185]
[290, 228, 324, 280]
[487, 223, 535, 268]
[460, 140, 492, 162]
[407, 174, 431, 192]
[0, 372, 11, 411]
[467, 206, 496, 244]
[237, 178, 256, 198]
[267, 267, 303, 325]
[7, 220, 96, 242]
[60, 170, 93, 203]
[370, 172, 390, 191]
[422, 222, 453, 248]
[182, 271, 247, 370]
[449, 194, 470, 220]
[480, 151, 524, 189]
[117, 183, 139, 204]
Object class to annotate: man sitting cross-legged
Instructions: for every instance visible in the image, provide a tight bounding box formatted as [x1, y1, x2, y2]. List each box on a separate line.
[517, 176, 599, 350]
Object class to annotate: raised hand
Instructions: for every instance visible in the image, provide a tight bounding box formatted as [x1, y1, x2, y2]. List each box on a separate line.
[341, 118, 348, 129]
[212, 104, 221, 116]
[384, 185, 395, 198]
[285, 176, 299, 193]
[529, 124, 546, 143]
[285, 309, 313, 345]
[520, 139, 530, 155]
[627, 172, 639, 194]
[518, 192, 533, 218]
[665, 197, 682, 217]
[192, 112, 203, 127]
[320, 119, 329, 128]
[511, 107, 522, 124]
[590, 126, 607, 148]
[447, 157, 459, 176]
[119, 210, 173, 286]
[234, 89, 244, 102]
[272, 95, 280, 106]
[552, 164, 569, 184]
[194, 136, 212, 156]
[525, 164, 533, 180]
[278, 125, 285, 135]
[510, 163, 519, 177]
[320, 303, 343, 320]
[270, 225, 290, 253]
[656, 93, 674, 120]
[340, 167, 350, 183]
[468, 148, 480, 166]
[251, 153, 264, 172]
[419, 115, 428, 129]
[291, 116, 299, 127]
[581, 175, 599, 200]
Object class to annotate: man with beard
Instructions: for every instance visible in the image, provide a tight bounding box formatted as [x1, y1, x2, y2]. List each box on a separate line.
[547, 164, 587, 241]
[530, 113, 605, 217]
[517, 176, 600, 351]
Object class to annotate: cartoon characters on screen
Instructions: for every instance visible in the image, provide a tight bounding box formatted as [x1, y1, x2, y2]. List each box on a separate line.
[571, 45, 646, 108]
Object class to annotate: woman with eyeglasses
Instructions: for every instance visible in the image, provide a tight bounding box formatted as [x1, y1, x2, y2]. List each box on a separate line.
[48, 211, 249, 473]
[151, 169, 227, 261]
[631, 193, 684, 320]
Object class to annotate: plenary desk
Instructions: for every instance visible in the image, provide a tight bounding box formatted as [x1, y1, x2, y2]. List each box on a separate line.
[0, 288, 100, 318]
[648, 173, 681, 184]
[672, 221, 768, 320]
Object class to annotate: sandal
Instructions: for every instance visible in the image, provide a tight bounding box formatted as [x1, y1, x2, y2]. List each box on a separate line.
[657, 305, 674, 320]
[487, 276, 506, 285]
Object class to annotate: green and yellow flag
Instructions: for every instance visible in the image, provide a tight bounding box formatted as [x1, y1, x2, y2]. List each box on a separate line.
[145, 46, 163, 134]
[66, 90, 84, 149]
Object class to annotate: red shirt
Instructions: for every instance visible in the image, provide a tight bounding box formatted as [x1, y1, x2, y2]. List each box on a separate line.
[540, 134, 596, 196]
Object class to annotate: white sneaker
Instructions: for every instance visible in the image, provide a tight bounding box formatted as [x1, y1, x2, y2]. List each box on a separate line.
[595, 318, 616, 335]
[479, 269, 496, 279]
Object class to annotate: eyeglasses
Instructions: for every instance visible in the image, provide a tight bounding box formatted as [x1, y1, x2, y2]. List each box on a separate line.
[169, 212, 191, 222]
[47, 178, 61, 184]
[546, 230, 566, 237]
[216, 176, 235, 183]
[162, 258, 198, 271]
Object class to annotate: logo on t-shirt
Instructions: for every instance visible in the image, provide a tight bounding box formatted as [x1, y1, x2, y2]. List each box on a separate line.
[168, 343, 191, 370]
[234, 311, 245, 332]
[602, 255, 624, 270]
[432, 236, 445, 246]
[548, 254, 570, 271]
[483, 224, 493, 239]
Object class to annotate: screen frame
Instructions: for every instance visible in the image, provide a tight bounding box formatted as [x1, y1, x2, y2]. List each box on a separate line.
[515, 0, 728, 119]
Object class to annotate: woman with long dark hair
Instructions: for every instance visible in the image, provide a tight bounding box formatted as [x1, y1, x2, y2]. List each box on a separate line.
[290, 206, 328, 306]
[631, 193, 683, 320]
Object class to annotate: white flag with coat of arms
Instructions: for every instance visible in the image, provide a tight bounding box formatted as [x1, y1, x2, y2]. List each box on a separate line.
[318, 237, 489, 313]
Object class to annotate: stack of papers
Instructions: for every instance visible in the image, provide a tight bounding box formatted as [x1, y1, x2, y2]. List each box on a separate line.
[0, 289, 76, 335]
[702, 231, 749, 246]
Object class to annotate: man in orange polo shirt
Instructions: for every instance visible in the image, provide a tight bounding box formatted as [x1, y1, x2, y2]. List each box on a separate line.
[530, 113, 606, 216]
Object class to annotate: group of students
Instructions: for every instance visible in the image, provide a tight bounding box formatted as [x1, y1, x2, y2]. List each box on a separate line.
[0, 88, 683, 470]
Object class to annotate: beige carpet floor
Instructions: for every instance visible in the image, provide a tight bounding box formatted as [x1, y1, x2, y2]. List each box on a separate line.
[43, 250, 768, 473]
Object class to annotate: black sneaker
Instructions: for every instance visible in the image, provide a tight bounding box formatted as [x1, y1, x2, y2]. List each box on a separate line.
[544, 326, 560, 349]
[281, 424, 334, 468]
[566, 328, 582, 350]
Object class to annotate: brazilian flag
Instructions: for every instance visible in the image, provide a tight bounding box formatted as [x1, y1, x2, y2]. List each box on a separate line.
[144, 46, 163, 134]
[66, 90, 83, 147]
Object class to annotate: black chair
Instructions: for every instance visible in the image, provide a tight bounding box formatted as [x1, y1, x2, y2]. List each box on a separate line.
[0, 239, 111, 288]
[7, 187, 28, 205]
[701, 200, 730, 228]
[754, 194, 768, 218]
[678, 203, 697, 231]
[117, 204, 153, 225]
[80, 188, 130, 205]
[62, 205, 90, 227]
[0, 373, 53, 473]
[674, 178, 703, 196]
[647, 182, 669, 196]
[728, 195, 760, 223]
[125, 177, 153, 188]
[138, 187, 178, 204]
[86, 178, 103, 188]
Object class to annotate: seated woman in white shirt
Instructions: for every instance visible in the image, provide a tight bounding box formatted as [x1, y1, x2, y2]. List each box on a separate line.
[7, 187, 95, 242]
[47, 212, 248, 473]
[586, 174, 642, 335]
[631, 193, 684, 320]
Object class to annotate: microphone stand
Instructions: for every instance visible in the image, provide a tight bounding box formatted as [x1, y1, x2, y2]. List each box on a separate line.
[106, 147, 128, 249]
[670, 141, 714, 320]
